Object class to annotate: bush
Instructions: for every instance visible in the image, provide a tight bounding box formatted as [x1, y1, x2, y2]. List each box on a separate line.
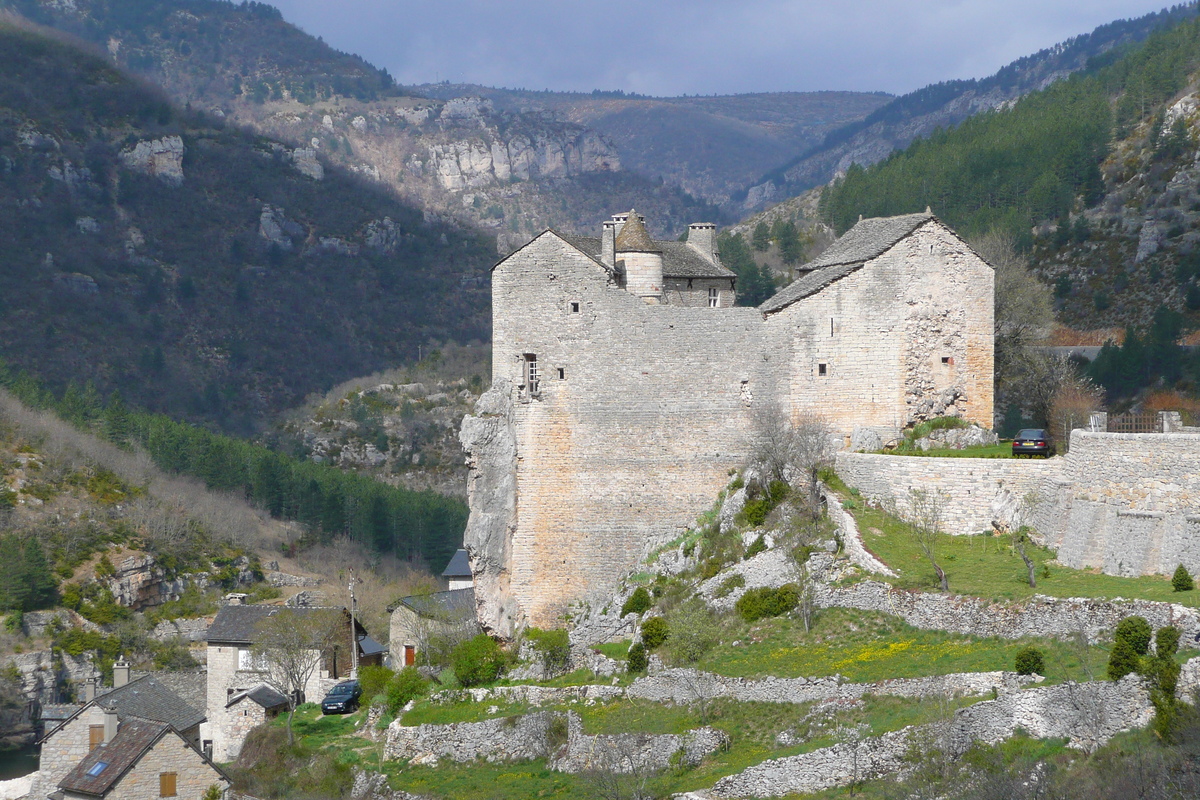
[357, 664, 393, 703]
[713, 574, 745, 599]
[385, 666, 427, 714]
[451, 634, 506, 687]
[735, 583, 800, 622]
[1172, 564, 1194, 592]
[744, 535, 767, 560]
[620, 586, 652, 617]
[640, 616, 669, 650]
[1108, 637, 1141, 681]
[698, 558, 723, 581]
[1155, 625, 1181, 659]
[627, 641, 648, 673]
[1115, 616, 1152, 655]
[668, 600, 718, 665]
[1014, 646, 1045, 676]
[526, 627, 571, 674]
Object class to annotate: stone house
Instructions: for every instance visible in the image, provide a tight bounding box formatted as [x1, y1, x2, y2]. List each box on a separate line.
[387, 588, 478, 668]
[202, 601, 383, 762]
[219, 685, 288, 761]
[29, 663, 209, 800]
[55, 717, 228, 800]
[461, 209, 994, 635]
[442, 548, 474, 591]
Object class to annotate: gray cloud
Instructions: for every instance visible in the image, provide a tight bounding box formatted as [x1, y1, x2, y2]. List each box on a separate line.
[268, 0, 1177, 96]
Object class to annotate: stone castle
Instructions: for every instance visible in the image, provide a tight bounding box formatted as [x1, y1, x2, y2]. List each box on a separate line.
[461, 210, 994, 636]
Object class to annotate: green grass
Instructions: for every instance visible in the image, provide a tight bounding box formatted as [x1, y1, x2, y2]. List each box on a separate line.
[885, 442, 1016, 458]
[855, 503, 1200, 606]
[694, 608, 1110, 683]
[592, 640, 631, 661]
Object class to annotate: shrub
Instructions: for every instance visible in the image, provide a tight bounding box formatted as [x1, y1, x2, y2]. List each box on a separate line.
[641, 616, 669, 650]
[357, 664, 393, 703]
[1114, 616, 1152, 655]
[526, 627, 571, 674]
[620, 586, 652, 617]
[626, 641, 648, 673]
[713, 574, 745, 599]
[1172, 564, 1194, 592]
[669, 600, 718, 665]
[1014, 646, 1045, 676]
[1155, 625, 1181, 659]
[698, 558, 723, 581]
[451, 634, 506, 687]
[385, 666, 427, 714]
[735, 584, 800, 622]
[1108, 637, 1141, 681]
[744, 535, 767, 560]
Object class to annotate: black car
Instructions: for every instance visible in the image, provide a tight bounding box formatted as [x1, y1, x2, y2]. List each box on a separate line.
[320, 680, 362, 714]
[1012, 428, 1053, 458]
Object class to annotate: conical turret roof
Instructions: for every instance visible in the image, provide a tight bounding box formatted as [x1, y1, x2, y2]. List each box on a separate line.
[614, 210, 660, 252]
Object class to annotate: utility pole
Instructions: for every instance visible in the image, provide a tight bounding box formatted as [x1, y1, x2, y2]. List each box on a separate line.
[348, 568, 359, 677]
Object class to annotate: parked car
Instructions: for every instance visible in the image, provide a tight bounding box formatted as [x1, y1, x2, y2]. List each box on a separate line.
[320, 680, 362, 714]
[1012, 428, 1053, 458]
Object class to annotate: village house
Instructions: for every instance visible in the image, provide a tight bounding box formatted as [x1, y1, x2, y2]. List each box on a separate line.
[387, 587, 478, 669]
[202, 598, 383, 762]
[461, 209, 995, 635]
[28, 659, 221, 800]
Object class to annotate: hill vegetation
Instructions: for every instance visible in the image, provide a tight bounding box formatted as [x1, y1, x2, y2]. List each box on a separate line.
[0, 20, 494, 433]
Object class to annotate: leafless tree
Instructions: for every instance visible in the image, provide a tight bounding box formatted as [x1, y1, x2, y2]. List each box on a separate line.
[752, 403, 834, 521]
[1049, 370, 1104, 454]
[795, 560, 818, 633]
[579, 735, 659, 800]
[908, 488, 950, 591]
[678, 669, 720, 725]
[252, 607, 342, 744]
[970, 231, 1054, 395]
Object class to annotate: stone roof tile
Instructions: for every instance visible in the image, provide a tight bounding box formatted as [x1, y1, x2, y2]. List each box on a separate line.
[58, 718, 169, 796]
[614, 210, 659, 253]
[96, 676, 205, 733]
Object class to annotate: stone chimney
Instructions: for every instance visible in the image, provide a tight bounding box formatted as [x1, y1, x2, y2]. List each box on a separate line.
[83, 677, 96, 703]
[687, 222, 718, 264]
[113, 657, 130, 689]
[601, 219, 617, 267]
[224, 592, 247, 606]
[103, 706, 119, 743]
[614, 210, 662, 303]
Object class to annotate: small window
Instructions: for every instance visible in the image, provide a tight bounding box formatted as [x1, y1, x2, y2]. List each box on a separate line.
[160, 771, 177, 797]
[557, 367, 565, 379]
[570, 301, 580, 313]
[941, 356, 953, 365]
[87, 761, 109, 777]
[708, 287, 719, 308]
[818, 363, 828, 376]
[523, 354, 539, 397]
[830, 318, 834, 337]
[89, 725, 105, 751]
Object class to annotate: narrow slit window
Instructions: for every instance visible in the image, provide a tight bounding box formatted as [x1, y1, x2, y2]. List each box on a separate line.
[557, 367, 565, 379]
[818, 363, 828, 376]
[830, 318, 834, 337]
[570, 301, 580, 313]
[708, 287, 719, 308]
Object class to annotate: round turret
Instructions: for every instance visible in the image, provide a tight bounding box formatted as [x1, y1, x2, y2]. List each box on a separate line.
[615, 210, 663, 302]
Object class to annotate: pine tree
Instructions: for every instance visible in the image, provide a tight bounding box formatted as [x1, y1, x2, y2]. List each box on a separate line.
[1172, 564, 1194, 592]
[752, 221, 771, 252]
[22, 539, 57, 610]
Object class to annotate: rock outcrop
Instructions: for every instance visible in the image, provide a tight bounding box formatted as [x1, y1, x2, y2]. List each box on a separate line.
[119, 135, 184, 185]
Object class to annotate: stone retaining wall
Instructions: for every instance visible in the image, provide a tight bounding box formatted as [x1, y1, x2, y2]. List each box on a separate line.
[710, 675, 1152, 798]
[552, 712, 728, 774]
[384, 710, 555, 766]
[824, 487, 894, 576]
[816, 579, 1200, 644]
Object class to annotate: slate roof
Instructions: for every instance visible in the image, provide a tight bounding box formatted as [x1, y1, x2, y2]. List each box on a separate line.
[442, 548, 472, 578]
[388, 587, 476, 619]
[207, 603, 347, 644]
[132, 671, 206, 718]
[760, 211, 936, 315]
[95, 676, 205, 733]
[358, 632, 387, 657]
[555, 234, 734, 279]
[614, 211, 659, 252]
[226, 684, 289, 710]
[58, 718, 170, 797]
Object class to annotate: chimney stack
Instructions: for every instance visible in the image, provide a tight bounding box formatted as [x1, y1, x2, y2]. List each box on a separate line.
[224, 592, 247, 606]
[687, 222, 718, 264]
[113, 657, 130, 689]
[103, 706, 119, 743]
[83, 677, 96, 703]
[601, 219, 617, 267]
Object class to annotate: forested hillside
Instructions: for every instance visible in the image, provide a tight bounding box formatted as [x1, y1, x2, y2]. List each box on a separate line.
[0, 21, 494, 433]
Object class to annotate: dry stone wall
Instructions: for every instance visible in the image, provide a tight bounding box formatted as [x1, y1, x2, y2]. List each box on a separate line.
[384, 711, 555, 766]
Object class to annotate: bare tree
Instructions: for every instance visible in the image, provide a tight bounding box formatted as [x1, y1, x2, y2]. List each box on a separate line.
[252, 607, 342, 744]
[908, 488, 950, 591]
[970, 230, 1054, 394]
[678, 669, 720, 725]
[795, 560, 818, 633]
[579, 735, 659, 800]
[1049, 370, 1104, 454]
[752, 403, 834, 521]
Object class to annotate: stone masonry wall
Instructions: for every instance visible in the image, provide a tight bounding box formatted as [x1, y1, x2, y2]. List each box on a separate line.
[29, 707, 107, 800]
[835, 452, 1055, 535]
[384, 711, 554, 766]
[468, 220, 992, 633]
[106, 731, 226, 800]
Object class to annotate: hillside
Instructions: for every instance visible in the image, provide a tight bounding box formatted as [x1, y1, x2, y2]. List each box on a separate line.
[411, 85, 892, 205]
[743, 2, 1200, 211]
[813, 11, 1200, 340]
[0, 0, 732, 245]
[0, 20, 496, 433]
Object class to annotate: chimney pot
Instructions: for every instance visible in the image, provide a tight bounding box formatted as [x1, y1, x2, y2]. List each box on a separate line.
[103, 706, 119, 743]
[113, 657, 130, 689]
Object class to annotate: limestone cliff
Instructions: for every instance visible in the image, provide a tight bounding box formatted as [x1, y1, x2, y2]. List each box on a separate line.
[458, 380, 521, 638]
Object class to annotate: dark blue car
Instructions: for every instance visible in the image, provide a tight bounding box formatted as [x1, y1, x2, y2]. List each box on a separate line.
[1012, 428, 1053, 458]
[320, 680, 362, 714]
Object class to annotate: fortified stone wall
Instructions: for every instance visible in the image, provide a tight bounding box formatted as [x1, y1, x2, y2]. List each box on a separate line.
[835, 452, 1056, 535]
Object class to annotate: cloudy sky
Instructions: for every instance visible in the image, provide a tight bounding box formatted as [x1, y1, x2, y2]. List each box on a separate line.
[267, 1, 1181, 97]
